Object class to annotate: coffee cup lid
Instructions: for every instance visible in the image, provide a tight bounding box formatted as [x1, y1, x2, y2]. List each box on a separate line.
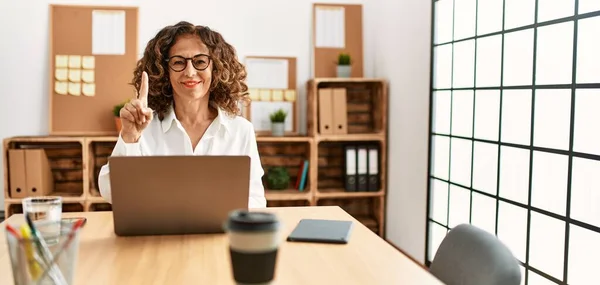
[225, 209, 280, 232]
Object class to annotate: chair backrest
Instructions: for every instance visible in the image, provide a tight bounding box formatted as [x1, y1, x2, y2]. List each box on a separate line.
[429, 224, 521, 285]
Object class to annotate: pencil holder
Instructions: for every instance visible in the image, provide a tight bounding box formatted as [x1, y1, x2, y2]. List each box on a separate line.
[4, 219, 85, 285]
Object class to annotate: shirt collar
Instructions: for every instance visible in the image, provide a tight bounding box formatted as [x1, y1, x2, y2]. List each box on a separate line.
[161, 104, 232, 134]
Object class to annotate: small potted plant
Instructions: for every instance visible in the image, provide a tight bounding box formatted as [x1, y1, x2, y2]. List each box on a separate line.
[113, 101, 127, 133]
[269, 108, 287, 137]
[337, 52, 352, 78]
[265, 166, 290, 190]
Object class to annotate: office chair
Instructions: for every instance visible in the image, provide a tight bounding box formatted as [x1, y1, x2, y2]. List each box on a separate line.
[429, 223, 521, 285]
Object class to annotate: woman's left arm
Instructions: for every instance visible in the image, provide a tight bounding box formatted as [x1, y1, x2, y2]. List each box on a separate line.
[246, 125, 267, 208]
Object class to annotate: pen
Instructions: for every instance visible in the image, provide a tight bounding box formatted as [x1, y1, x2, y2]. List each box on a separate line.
[19, 225, 43, 280]
[5, 224, 20, 239]
[35, 218, 86, 283]
[25, 215, 67, 285]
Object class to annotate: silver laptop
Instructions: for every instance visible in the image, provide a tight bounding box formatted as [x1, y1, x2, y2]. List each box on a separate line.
[107, 155, 250, 236]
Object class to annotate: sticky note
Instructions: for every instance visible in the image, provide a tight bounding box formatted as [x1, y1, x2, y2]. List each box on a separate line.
[82, 56, 95, 69]
[271, 90, 284, 101]
[68, 69, 81, 82]
[81, 70, 95, 83]
[55, 68, 68, 81]
[55, 81, 68, 95]
[55, 55, 68, 68]
[82, 83, 95, 96]
[68, 55, 81, 69]
[259, 89, 271, 101]
[68, 82, 81, 96]
[284, 90, 296, 102]
[248, 89, 259, 100]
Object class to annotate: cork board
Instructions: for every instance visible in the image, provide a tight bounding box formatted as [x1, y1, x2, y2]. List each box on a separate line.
[312, 3, 363, 78]
[242, 56, 299, 135]
[48, 5, 138, 135]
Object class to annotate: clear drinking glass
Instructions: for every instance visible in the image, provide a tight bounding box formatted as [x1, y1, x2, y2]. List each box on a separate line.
[22, 196, 63, 245]
[5, 219, 84, 285]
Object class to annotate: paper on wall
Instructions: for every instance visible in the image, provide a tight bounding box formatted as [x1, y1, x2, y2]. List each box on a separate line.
[55, 81, 68, 95]
[284, 90, 296, 102]
[250, 101, 294, 132]
[259, 89, 271, 101]
[55, 55, 68, 68]
[55, 68, 68, 81]
[68, 69, 81, 82]
[68, 82, 81, 96]
[248, 88, 260, 100]
[271, 90, 284, 101]
[315, 6, 345, 48]
[82, 56, 95, 69]
[82, 83, 95, 96]
[68, 55, 81, 69]
[81, 70, 95, 83]
[245, 58, 288, 89]
[92, 10, 126, 55]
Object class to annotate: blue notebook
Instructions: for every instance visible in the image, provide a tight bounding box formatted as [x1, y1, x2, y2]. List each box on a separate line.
[286, 219, 354, 244]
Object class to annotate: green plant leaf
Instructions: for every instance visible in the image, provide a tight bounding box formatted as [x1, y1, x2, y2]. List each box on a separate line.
[338, 53, 351, 65]
[269, 108, 287, 123]
[266, 166, 290, 190]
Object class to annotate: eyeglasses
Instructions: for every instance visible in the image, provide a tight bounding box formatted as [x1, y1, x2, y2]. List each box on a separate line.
[165, 54, 211, 72]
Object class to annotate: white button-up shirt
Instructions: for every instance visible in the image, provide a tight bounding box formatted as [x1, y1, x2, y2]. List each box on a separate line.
[97, 106, 267, 208]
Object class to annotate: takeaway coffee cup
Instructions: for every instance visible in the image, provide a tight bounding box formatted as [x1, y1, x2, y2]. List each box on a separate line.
[225, 209, 281, 285]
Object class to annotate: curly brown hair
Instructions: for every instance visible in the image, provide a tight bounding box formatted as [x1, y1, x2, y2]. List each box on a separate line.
[131, 21, 249, 120]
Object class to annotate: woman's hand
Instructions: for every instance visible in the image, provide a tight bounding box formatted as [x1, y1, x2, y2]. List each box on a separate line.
[120, 71, 153, 143]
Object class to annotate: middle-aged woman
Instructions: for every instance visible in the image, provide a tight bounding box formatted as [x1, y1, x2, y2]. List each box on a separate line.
[98, 21, 266, 208]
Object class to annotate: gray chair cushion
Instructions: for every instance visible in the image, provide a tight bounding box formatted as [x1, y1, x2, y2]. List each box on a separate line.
[429, 224, 521, 285]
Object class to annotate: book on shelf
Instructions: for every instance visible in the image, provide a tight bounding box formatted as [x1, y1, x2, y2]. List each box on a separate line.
[295, 160, 309, 191]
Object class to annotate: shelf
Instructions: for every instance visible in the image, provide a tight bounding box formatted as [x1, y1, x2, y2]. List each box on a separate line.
[3, 139, 86, 200]
[88, 140, 116, 197]
[307, 79, 387, 136]
[87, 136, 118, 143]
[86, 195, 107, 203]
[316, 188, 384, 198]
[3, 136, 86, 143]
[86, 201, 112, 211]
[355, 215, 379, 234]
[317, 141, 383, 191]
[3, 77, 388, 238]
[256, 136, 314, 143]
[5, 192, 85, 203]
[265, 189, 311, 201]
[311, 77, 388, 84]
[267, 200, 311, 207]
[316, 133, 385, 142]
[259, 141, 312, 193]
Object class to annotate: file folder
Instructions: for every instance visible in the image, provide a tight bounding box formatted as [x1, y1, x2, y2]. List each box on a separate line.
[331, 88, 348, 134]
[318, 88, 334, 134]
[24, 149, 54, 196]
[356, 145, 368, 191]
[8, 149, 27, 198]
[344, 145, 357, 192]
[367, 145, 380, 191]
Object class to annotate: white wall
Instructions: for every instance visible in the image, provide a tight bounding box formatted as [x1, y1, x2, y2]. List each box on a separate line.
[0, 0, 372, 205]
[368, 0, 432, 263]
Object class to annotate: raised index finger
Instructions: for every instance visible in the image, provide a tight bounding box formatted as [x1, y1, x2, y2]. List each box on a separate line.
[139, 71, 149, 106]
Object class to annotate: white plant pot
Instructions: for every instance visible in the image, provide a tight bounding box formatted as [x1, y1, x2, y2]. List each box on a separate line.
[337, 65, 351, 78]
[271, 122, 285, 137]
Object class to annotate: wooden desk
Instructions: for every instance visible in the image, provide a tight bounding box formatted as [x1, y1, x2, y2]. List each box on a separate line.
[0, 206, 443, 284]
